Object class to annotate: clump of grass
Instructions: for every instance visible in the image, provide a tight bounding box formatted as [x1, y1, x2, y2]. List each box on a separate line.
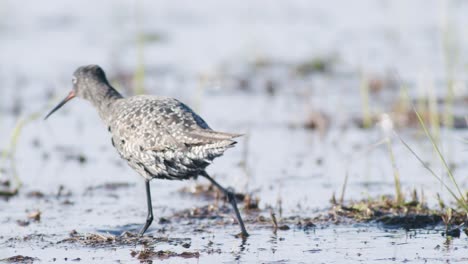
[332, 193, 450, 229]
[379, 114, 403, 205]
[359, 73, 372, 129]
[0, 112, 41, 196]
[295, 56, 333, 75]
[413, 109, 467, 211]
[397, 107, 468, 213]
[440, 0, 457, 131]
[269, 208, 289, 232]
[392, 80, 466, 214]
[393, 86, 411, 118]
[416, 80, 427, 129]
[133, 0, 145, 95]
[441, 207, 453, 234]
[427, 83, 440, 144]
[239, 131, 251, 192]
[385, 136, 404, 205]
[134, 35, 145, 95]
[338, 172, 349, 205]
[332, 186, 468, 230]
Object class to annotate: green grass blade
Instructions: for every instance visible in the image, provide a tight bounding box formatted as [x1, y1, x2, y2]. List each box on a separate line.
[413, 108, 466, 206]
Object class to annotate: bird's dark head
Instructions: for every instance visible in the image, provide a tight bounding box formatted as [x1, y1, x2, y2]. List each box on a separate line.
[45, 65, 119, 120]
[72, 65, 110, 100]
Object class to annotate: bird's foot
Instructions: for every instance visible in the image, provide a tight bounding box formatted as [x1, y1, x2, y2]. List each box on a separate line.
[235, 231, 250, 239]
[138, 216, 154, 237]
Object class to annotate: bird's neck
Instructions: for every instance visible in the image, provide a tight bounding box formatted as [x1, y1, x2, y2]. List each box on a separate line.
[88, 83, 123, 122]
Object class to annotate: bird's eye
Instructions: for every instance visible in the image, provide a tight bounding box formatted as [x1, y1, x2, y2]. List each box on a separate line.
[72, 76, 77, 84]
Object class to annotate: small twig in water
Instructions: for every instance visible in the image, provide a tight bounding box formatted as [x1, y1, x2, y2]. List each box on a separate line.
[270, 209, 278, 232]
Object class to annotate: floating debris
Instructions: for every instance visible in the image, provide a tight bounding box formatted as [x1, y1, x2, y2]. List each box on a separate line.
[27, 211, 41, 222]
[59, 231, 131, 247]
[25, 191, 45, 199]
[303, 111, 329, 137]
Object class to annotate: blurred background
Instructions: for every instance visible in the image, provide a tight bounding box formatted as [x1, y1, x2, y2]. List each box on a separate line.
[1, 0, 468, 262]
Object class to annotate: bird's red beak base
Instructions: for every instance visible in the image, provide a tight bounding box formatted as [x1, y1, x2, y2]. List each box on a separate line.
[44, 90, 76, 120]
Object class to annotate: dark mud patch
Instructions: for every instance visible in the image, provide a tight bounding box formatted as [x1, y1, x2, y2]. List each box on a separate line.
[0, 180, 19, 199]
[0, 255, 39, 264]
[53, 146, 88, 165]
[169, 202, 318, 236]
[131, 248, 200, 262]
[58, 230, 191, 248]
[84, 182, 135, 194]
[0, 189, 18, 199]
[22, 186, 73, 203]
[328, 195, 467, 232]
[3, 234, 52, 246]
[376, 214, 442, 229]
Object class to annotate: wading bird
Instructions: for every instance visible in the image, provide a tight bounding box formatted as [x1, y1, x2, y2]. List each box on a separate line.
[45, 65, 248, 237]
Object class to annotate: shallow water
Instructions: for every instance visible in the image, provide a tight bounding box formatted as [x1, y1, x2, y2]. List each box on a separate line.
[1, 184, 467, 263]
[1, 0, 468, 263]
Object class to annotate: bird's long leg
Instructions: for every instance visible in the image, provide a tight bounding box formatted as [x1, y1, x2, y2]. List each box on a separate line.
[138, 179, 154, 236]
[201, 171, 249, 237]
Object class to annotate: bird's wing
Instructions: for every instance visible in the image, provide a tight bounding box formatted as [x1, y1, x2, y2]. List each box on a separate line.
[111, 96, 241, 153]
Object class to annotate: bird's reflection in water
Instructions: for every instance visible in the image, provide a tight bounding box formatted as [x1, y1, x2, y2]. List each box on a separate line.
[269, 232, 278, 254]
[232, 236, 248, 261]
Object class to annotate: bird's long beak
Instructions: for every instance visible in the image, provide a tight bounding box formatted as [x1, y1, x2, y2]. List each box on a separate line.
[44, 90, 76, 120]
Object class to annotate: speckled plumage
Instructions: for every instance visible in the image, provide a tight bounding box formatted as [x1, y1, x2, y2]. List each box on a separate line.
[45, 65, 248, 237]
[107, 95, 241, 180]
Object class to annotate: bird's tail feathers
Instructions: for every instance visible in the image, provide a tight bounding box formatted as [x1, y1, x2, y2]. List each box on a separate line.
[191, 130, 243, 141]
